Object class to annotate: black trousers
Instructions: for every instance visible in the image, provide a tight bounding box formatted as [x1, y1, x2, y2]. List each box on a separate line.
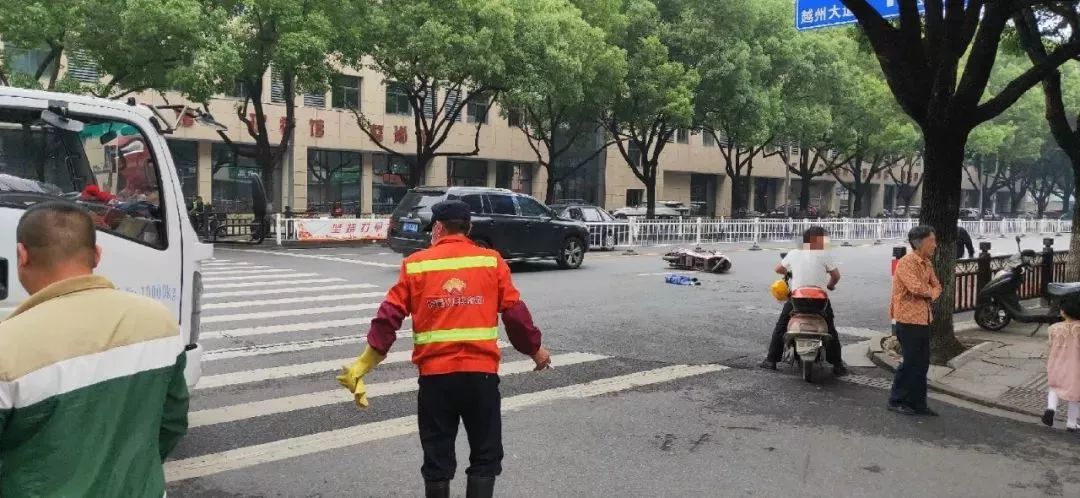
[418, 372, 503, 482]
[889, 323, 931, 411]
[766, 300, 842, 364]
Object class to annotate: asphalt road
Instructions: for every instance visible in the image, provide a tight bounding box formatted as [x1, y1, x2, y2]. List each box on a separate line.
[167, 235, 1080, 497]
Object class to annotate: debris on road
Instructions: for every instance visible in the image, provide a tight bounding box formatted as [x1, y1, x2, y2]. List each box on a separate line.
[662, 247, 732, 274]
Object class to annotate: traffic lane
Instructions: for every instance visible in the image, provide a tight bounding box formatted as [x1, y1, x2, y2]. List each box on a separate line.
[166, 367, 1080, 498]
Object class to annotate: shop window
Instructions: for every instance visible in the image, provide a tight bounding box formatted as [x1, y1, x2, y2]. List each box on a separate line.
[308, 149, 362, 213]
[448, 158, 488, 187]
[372, 153, 413, 214]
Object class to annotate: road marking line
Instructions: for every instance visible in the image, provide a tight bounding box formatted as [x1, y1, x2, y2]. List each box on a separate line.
[197, 339, 507, 390]
[203, 332, 411, 361]
[203, 292, 386, 310]
[202, 272, 318, 283]
[202, 303, 381, 324]
[218, 248, 399, 268]
[167, 363, 726, 482]
[203, 284, 380, 300]
[204, 278, 346, 289]
[191, 352, 600, 427]
[201, 316, 410, 340]
[199, 268, 283, 275]
[205, 259, 231, 263]
[202, 261, 250, 267]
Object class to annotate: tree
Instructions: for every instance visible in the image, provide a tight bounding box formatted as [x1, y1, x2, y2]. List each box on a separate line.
[0, 0, 221, 97]
[841, 0, 1080, 361]
[604, 0, 699, 218]
[888, 149, 925, 216]
[176, 0, 345, 208]
[1029, 145, 1069, 217]
[499, 0, 626, 203]
[343, 0, 517, 189]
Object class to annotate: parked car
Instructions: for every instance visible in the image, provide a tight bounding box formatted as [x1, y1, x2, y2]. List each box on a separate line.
[959, 208, 981, 221]
[387, 187, 590, 269]
[768, 204, 820, 218]
[549, 203, 627, 251]
[612, 200, 689, 219]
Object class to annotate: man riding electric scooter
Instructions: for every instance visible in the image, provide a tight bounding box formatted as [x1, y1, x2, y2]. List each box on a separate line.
[759, 226, 848, 376]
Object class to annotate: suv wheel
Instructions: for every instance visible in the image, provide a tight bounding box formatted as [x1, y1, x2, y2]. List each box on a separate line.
[557, 237, 585, 269]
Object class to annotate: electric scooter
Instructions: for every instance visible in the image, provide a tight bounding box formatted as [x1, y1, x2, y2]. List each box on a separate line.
[974, 236, 1080, 331]
[777, 252, 834, 382]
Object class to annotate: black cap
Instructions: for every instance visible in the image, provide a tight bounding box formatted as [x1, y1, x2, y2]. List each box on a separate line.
[426, 199, 471, 230]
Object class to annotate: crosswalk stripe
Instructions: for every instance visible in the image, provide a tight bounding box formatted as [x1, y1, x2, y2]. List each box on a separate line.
[190, 352, 605, 428]
[202, 303, 381, 324]
[202, 262, 250, 267]
[218, 248, 399, 268]
[199, 268, 283, 275]
[166, 364, 727, 482]
[201, 316, 410, 340]
[204, 259, 231, 263]
[204, 278, 346, 289]
[203, 284, 380, 300]
[203, 292, 386, 310]
[203, 272, 318, 283]
[202, 332, 410, 361]
[197, 340, 507, 390]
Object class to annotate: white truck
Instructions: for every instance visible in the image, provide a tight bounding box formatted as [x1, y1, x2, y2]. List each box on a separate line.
[0, 87, 239, 387]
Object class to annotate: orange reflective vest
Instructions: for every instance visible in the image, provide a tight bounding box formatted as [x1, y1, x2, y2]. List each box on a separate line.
[381, 235, 521, 376]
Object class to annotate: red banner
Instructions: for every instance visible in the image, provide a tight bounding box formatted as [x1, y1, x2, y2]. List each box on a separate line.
[295, 219, 389, 241]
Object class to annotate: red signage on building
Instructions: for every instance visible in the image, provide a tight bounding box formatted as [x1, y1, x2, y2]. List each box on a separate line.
[371, 124, 384, 143]
[394, 126, 408, 144]
[310, 119, 325, 138]
[280, 117, 288, 134]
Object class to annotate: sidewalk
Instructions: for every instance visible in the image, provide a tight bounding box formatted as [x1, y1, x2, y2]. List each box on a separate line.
[867, 321, 1055, 418]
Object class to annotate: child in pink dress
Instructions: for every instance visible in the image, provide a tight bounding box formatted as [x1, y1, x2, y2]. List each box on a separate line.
[1043, 297, 1080, 432]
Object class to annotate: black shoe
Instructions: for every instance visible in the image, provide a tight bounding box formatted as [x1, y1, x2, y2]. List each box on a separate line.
[914, 407, 939, 417]
[758, 360, 777, 370]
[1042, 409, 1056, 427]
[888, 403, 917, 416]
[466, 476, 496, 498]
[832, 363, 849, 377]
[425, 480, 450, 498]
[1067, 427, 1079, 434]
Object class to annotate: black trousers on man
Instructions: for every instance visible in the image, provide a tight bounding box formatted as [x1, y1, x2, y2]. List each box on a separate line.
[889, 323, 931, 411]
[766, 300, 842, 364]
[418, 372, 503, 482]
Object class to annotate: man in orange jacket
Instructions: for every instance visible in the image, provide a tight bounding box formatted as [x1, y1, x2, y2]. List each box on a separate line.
[338, 199, 551, 498]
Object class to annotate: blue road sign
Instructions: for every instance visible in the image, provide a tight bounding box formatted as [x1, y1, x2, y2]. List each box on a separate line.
[796, 0, 925, 31]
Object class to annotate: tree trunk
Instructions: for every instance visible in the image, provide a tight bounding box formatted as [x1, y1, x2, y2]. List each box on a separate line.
[545, 172, 558, 204]
[799, 175, 812, 218]
[644, 167, 657, 219]
[730, 174, 748, 213]
[1066, 169, 1080, 281]
[920, 130, 968, 364]
[409, 155, 432, 189]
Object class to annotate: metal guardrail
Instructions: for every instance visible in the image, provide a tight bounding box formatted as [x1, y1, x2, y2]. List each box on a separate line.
[581, 218, 1071, 249]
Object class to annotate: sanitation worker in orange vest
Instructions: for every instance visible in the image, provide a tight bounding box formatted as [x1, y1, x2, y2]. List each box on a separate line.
[338, 199, 551, 498]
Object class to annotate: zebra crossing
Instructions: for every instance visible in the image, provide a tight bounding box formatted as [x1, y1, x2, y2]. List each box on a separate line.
[167, 257, 728, 485]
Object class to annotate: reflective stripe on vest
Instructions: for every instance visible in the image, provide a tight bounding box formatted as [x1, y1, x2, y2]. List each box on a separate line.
[406, 255, 497, 275]
[413, 327, 499, 345]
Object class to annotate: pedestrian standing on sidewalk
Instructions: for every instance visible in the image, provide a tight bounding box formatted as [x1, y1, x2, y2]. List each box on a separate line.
[0, 202, 189, 497]
[1042, 296, 1080, 432]
[888, 225, 943, 417]
[337, 199, 552, 498]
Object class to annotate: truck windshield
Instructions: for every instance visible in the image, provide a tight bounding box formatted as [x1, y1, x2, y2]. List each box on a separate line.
[0, 108, 166, 248]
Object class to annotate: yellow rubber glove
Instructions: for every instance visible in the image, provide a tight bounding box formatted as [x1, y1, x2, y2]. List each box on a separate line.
[336, 346, 386, 408]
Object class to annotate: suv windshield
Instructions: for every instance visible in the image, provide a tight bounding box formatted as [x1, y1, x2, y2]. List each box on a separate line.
[0, 108, 166, 248]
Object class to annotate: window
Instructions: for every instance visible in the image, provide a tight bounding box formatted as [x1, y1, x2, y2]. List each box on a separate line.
[211, 143, 261, 213]
[457, 194, 486, 214]
[566, 208, 584, 221]
[385, 82, 411, 115]
[627, 143, 642, 167]
[467, 94, 489, 124]
[0, 116, 169, 248]
[447, 158, 488, 187]
[703, 132, 716, 147]
[422, 88, 437, 119]
[516, 196, 550, 217]
[445, 89, 463, 122]
[507, 109, 522, 128]
[626, 188, 644, 207]
[270, 69, 286, 104]
[581, 208, 604, 222]
[677, 128, 689, 144]
[303, 90, 326, 109]
[226, 79, 248, 99]
[167, 140, 199, 202]
[487, 194, 516, 215]
[496, 161, 533, 194]
[4, 46, 56, 78]
[66, 50, 100, 83]
[372, 153, 412, 214]
[307, 149, 362, 213]
[332, 75, 361, 110]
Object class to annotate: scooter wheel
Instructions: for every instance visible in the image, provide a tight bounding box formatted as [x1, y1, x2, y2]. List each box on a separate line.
[974, 302, 1011, 331]
[802, 359, 814, 383]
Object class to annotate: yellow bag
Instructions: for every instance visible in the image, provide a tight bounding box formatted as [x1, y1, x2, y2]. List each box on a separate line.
[769, 279, 790, 302]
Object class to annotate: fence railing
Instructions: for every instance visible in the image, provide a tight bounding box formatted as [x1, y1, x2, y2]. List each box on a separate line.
[582, 217, 1071, 249]
[951, 239, 1068, 313]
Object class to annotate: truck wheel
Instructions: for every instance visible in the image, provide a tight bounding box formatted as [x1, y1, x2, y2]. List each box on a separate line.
[975, 302, 1011, 331]
[557, 237, 585, 269]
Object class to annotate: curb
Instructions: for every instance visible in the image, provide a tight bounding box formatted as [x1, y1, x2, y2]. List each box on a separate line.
[866, 347, 1041, 418]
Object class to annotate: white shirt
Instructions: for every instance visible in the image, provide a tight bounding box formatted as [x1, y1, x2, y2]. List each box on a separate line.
[782, 249, 837, 291]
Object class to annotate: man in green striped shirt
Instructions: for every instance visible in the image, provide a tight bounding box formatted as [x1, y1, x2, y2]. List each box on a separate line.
[0, 202, 189, 497]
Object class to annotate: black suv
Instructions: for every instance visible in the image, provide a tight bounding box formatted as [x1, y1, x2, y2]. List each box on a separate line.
[387, 187, 590, 269]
